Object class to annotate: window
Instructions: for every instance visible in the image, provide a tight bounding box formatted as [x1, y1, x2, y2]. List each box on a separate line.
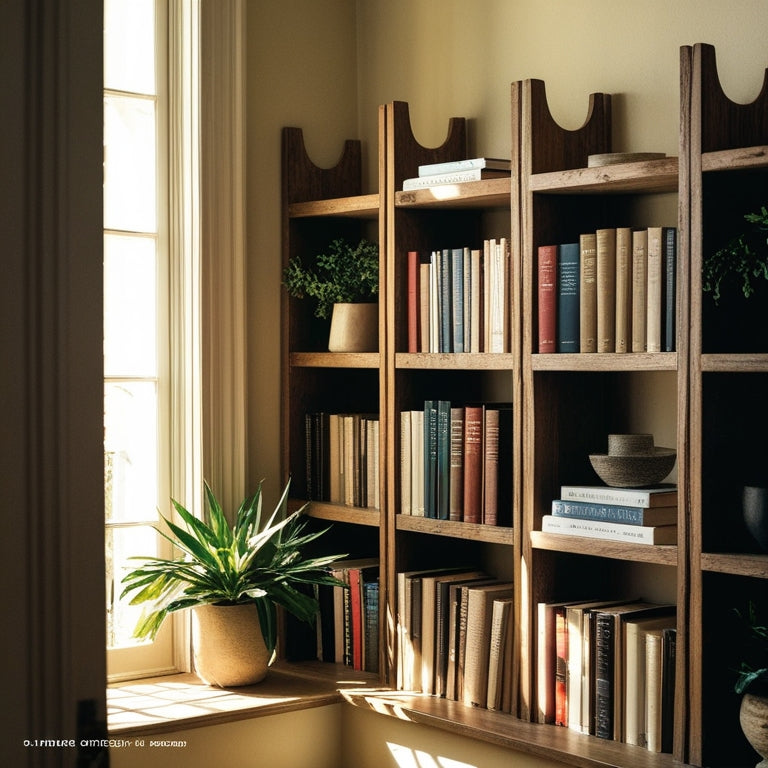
[103, 0, 175, 678]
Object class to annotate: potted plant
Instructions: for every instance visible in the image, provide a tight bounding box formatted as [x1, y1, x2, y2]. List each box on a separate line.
[283, 237, 379, 351]
[121, 480, 345, 687]
[733, 601, 768, 766]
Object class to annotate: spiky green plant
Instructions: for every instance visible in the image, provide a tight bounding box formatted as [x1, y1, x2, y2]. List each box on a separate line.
[121, 481, 346, 658]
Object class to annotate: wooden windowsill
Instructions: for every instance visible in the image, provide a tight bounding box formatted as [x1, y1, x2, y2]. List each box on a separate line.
[107, 661, 382, 736]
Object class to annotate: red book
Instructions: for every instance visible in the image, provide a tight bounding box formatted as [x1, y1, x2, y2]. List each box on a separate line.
[347, 567, 365, 670]
[537, 244, 557, 353]
[462, 406, 484, 524]
[555, 604, 569, 726]
[407, 250, 420, 352]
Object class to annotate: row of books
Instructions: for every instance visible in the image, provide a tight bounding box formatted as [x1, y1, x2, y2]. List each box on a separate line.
[317, 558, 380, 673]
[536, 597, 676, 753]
[401, 156, 511, 191]
[400, 402, 512, 525]
[537, 226, 677, 354]
[406, 238, 511, 354]
[542, 484, 678, 546]
[304, 412, 380, 509]
[397, 568, 514, 712]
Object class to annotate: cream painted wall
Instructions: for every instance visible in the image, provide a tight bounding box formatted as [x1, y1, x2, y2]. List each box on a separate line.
[246, 0, 359, 504]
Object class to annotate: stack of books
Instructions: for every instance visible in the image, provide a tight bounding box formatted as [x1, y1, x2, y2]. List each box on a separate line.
[406, 239, 511, 353]
[400, 401, 512, 525]
[536, 596, 676, 753]
[542, 484, 678, 545]
[401, 156, 511, 191]
[397, 568, 514, 712]
[537, 226, 677, 354]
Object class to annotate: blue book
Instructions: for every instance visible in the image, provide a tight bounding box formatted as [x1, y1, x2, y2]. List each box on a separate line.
[551, 498, 677, 527]
[663, 227, 677, 352]
[557, 242, 580, 352]
[424, 401, 438, 517]
[440, 249, 452, 352]
[451, 248, 465, 352]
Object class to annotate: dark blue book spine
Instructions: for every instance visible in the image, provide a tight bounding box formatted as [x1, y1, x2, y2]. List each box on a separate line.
[436, 400, 451, 519]
[424, 400, 437, 518]
[557, 242, 580, 352]
[551, 499, 645, 524]
[663, 227, 676, 352]
[440, 249, 452, 353]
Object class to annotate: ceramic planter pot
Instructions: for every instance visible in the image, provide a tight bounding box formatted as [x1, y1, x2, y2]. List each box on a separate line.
[740, 692, 768, 767]
[192, 603, 270, 687]
[743, 486, 768, 552]
[328, 302, 378, 352]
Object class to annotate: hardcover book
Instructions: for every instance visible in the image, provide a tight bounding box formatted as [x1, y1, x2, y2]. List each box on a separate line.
[557, 242, 580, 353]
[579, 233, 598, 352]
[596, 228, 617, 353]
[542, 515, 677, 545]
[537, 244, 557, 353]
[418, 157, 512, 176]
[551, 499, 677, 527]
[631, 228, 648, 352]
[559, 484, 677, 508]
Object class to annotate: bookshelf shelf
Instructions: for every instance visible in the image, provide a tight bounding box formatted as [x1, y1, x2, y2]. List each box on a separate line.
[529, 157, 678, 195]
[699, 552, 768, 579]
[530, 531, 679, 567]
[700, 353, 768, 372]
[394, 176, 511, 208]
[290, 351, 380, 369]
[288, 193, 380, 219]
[701, 145, 768, 172]
[396, 514, 514, 545]
[305, 501, 382, 528]
[530, 352, 677, 372]
[395, 352, 515, 370]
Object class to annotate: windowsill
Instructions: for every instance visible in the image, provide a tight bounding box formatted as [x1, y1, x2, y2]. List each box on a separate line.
[107, 661, 384, 736]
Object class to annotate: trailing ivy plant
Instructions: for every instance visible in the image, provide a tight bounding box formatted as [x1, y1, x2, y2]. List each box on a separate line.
[703, 205, 768, 305]
[283, 237, 379, 319]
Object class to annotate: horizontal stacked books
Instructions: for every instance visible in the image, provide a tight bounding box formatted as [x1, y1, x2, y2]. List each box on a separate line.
[316, 558, 379, 673]
[401, 156, 511, 191]
[537, 226, 677, 354]
[397, 568, 514, 712]
[536, 597, 676, 754]
[406, 239, 511, 353]
[400, 402, 512, 525]
[542, 484, 678, 545]
[305, 412, 379, 509]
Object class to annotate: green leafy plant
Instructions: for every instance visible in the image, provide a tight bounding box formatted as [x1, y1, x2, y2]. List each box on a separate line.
[283, 237, 379, 319]
[733, 601, 768, 694]
[121, 480, 346, 657]
[703, 205, 768, 305]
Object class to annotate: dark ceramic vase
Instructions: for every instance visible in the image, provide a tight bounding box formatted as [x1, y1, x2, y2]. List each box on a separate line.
[743, 486, 768, 552]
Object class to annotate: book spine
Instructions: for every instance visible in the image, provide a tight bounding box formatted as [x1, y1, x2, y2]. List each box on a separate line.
[596, 228, 617, 353]
[646, 227, 663, 352]
[424, 401, 437, 518]
[462, 406, 484, 524]
[483, 408, 500, 525]
[615, 227, 632, 353]
[560, 485, 676, 507]
[557, 242, 580, 353]
[470, 248, 482, 353]
[436, 400, 451, 520]
[579, 233, 597, 352]
[663, 227, 677, 352]
[407, 250, 419, 353]
[449, 407, 465, 522]
[403, 167, 508, 189]
[440, 249, 451, 353]
[594, 613, 615, 739]
[555, 605, 569, 726]
[646, 630, 663, 752]
[419, 259, 431, 352]
[551, 499, 650, 525]
[541, 515, 676, 544]
[364, 579, 379, 673]
[661, 628, 677, 753]
[463, 247, 471, 353]
[418, 157, 510, 175]
[631, 229, 648, 352]
[537, 244, 557, 353]
[452, 247, 465, 353]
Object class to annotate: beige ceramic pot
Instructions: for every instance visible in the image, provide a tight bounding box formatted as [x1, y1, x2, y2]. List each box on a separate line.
[328, 302, 378, 352]
[192, 603, 270, 687]
[740, 692, 768, 767]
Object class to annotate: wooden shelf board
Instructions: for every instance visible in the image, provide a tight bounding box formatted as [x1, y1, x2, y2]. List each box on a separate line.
[288, 193, 380, 218]
[699, 551, 768, 579]
[341, 689, 688, 768]
[395, 352, 515, 370]
[394, 176, 511, 208]
[701, 145, 768, 173]
[304, 501, 381, 527]
[700, 353, 768, 372]
[396, 514, 514, 545]
[290, 351, 380, 369]
[531, 531, 678, 566]
[529, 157, 678, 194]
[531, 352, 677, 372]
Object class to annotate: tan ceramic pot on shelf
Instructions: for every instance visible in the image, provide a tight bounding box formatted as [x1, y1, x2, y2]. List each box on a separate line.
[328, 302, 378, 352]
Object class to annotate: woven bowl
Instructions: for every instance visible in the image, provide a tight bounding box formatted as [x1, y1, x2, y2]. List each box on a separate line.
[589, 449, 676, 487]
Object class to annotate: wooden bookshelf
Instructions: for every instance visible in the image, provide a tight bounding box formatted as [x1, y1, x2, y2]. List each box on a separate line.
[280, 44, 768, 767]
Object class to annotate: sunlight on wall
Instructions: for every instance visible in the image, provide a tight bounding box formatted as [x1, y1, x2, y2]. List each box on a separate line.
[387, 742, 477, 768]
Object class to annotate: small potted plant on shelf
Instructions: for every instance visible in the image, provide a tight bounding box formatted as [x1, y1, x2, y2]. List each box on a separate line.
[283, 237, 379, 352]
[733, 601, 768, 766]
[121, 480, 345, 687]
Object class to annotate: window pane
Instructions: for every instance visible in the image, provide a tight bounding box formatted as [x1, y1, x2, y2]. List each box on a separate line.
[104, 234, 157, 377]
[106, 524, 162, 649]
[104, 0, 155, 95]
[105, 381, 159, 524]
[104, 94, 157, 232]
